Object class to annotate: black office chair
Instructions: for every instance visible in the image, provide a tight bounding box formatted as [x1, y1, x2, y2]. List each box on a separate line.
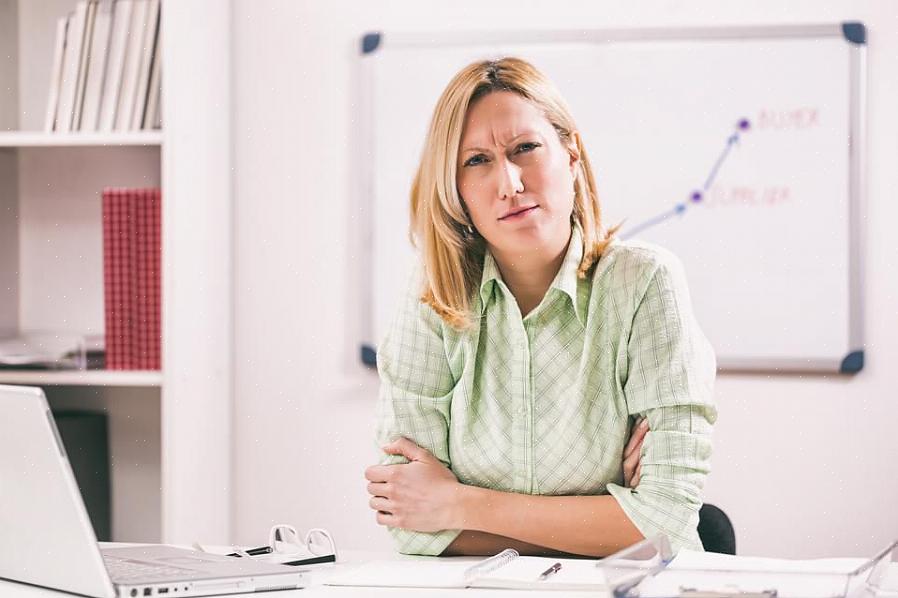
[698, 504, 736, 554]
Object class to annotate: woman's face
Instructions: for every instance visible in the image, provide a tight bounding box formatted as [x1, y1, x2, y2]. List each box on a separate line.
[456, 91, 579, 258]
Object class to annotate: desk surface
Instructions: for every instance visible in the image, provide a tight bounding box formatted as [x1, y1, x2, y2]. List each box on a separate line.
[0, 549, 580, 598]
[3, 548, 897, 598]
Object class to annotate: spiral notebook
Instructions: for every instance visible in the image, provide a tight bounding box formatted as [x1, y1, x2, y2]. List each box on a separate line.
[326, 549, 608, 590]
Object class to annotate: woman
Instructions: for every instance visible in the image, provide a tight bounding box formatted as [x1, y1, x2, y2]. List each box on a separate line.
[364, 57, 716, 558]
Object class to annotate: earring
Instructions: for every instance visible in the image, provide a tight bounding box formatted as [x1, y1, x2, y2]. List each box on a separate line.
[466, 224, 475, 236]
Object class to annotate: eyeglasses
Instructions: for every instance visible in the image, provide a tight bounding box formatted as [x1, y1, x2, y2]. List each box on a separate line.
[268, 524, 337, 561]
[194, 524, 337, 566]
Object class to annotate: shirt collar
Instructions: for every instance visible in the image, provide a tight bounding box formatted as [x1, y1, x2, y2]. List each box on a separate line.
[479, 225, 586, 326]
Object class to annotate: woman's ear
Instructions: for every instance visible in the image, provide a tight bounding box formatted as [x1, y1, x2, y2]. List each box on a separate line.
[568, 131, 582, 173]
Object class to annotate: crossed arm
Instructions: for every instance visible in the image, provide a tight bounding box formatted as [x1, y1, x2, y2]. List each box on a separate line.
[370, 257, 717, 557]
[364, 419, 651, 557]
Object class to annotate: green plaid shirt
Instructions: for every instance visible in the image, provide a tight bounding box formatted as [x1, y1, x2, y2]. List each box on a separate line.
[375, 226, 717, 556]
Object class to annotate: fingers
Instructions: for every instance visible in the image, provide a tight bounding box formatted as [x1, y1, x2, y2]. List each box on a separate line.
[623, 448, 639, 487]
[624, 451, 643, 488]
[381, 437, 432, 462]
[376, 511, 398, 527]
[623, 418, 649, 488]
[367, 481, 390, 497]
[364, 465, 393, 483]
[367, 481, 395, 526]
[624, 417, 650, 458]
[367, 480, 395, 525]
[369, 496, 391, 512]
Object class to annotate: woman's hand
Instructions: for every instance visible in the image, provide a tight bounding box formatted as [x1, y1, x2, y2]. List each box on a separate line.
[365, 438, 463, 533]
[623, 416, 649, 488]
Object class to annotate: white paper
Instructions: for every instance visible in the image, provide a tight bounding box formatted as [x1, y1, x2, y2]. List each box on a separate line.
[326, 555, 608, 590]
[475, 556, 608, 590]
[325, 558, 473, 588]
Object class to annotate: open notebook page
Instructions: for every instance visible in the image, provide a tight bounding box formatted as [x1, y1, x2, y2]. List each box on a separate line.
[325, 559, 475, 588]
[474, 556, 608, 590]
[326, 555, 607, 590]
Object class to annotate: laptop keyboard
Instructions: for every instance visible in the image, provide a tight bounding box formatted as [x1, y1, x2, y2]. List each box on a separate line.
[104, 555, 194, 581]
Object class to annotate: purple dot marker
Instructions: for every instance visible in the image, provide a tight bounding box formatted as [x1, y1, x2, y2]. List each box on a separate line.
[690, 191, 703, 203]
[738, 118, 750, 131]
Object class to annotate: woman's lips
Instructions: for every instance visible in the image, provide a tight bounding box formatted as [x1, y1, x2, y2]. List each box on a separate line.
[499, 206, 538, 221]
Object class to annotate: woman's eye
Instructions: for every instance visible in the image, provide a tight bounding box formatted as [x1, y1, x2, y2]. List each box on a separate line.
[516, 142, 540, 154]
[463, 154, 487, 167]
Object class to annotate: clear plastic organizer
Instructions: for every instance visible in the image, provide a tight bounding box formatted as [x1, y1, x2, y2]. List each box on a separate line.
[599, 534, 898, 598]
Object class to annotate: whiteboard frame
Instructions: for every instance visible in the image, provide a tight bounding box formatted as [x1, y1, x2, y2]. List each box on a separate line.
[356, 23, 867, 374]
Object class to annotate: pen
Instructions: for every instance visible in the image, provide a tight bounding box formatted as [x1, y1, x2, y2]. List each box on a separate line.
[537, 562, 562, 581]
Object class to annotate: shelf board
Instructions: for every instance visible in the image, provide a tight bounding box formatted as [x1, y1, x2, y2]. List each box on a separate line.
[0, 369, 163, 387]
[0, 131, 163, 147]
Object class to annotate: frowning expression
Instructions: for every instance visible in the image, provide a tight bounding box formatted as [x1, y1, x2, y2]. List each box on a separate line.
[456, 91, 579, 258]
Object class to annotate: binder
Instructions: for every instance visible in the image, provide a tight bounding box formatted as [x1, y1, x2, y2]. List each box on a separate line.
[99, 0, 134, 131]
[44, 17, 68, 132]
[56, 2, 89, 132]
[80, 0, 115, 131]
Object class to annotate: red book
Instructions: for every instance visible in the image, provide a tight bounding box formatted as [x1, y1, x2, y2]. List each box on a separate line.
[102, 187, 162, 370]
[102, 189, 135, 369]
[149, 189, 162, 369]
[134, 189, 149, 369]
[127, 192, 139, 368]
[135, 189, 162, 370]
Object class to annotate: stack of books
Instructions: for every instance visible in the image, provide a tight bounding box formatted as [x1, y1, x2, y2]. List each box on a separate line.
[45, 0, 162, 133]
[102, 188, 161, 370]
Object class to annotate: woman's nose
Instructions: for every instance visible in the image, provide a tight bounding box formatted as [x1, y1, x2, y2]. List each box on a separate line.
[496, 158, 524, 201]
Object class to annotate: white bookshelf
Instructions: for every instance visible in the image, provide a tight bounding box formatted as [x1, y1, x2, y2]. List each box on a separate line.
[1, 0, 233, 546]
[0, 131, 163, 146]
[0, 369, 163, 386]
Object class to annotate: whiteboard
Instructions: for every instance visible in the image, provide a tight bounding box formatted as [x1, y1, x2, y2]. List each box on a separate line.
[356, 24, 867, 373]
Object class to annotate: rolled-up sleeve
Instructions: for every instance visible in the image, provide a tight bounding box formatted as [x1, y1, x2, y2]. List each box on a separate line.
[374, 277, 462, 555]
[606, 253, 717, 553]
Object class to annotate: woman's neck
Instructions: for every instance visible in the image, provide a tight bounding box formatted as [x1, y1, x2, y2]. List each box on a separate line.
[490, 231, 571, 317]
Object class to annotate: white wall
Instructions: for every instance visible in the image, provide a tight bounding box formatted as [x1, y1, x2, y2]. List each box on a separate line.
[230, 0, 898, 558]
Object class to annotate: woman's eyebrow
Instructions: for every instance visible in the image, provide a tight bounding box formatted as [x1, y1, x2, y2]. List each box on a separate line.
[507, 130, 542, 142]
[460, 144, 491, 154]
[460, 131, 543, 154]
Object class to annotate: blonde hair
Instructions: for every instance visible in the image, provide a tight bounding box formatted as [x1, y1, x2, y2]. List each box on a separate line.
[410, 57, 618, 330]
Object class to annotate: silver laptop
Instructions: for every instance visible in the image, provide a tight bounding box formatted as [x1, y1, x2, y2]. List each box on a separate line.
[0, 384, 306, 597]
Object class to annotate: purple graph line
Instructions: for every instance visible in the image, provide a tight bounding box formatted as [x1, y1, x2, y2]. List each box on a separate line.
[619, 205, 685, 239]
[621, 118, 751, 240]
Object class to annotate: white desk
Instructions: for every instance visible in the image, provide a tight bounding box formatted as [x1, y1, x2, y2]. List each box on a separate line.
[0, 549, 590, 598]
[3, 549, 896, 598]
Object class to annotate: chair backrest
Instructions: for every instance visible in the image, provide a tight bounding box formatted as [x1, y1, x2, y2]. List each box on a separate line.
[698, 503, 736, 555]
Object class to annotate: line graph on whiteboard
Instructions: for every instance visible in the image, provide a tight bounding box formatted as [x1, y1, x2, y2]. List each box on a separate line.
[619, 117, 791, 240]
